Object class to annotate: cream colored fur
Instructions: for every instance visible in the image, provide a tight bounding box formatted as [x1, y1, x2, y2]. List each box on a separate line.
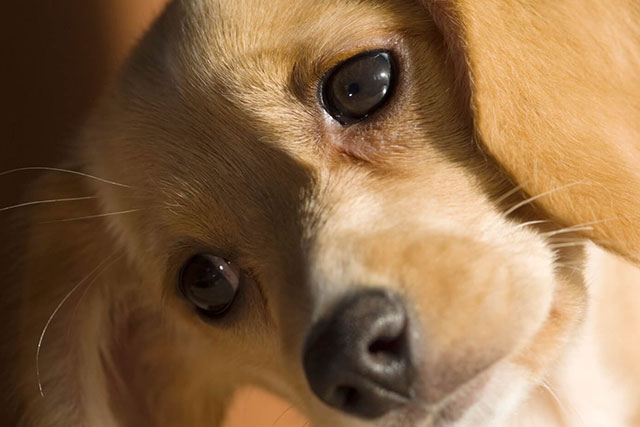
[1, 1, 639, 426]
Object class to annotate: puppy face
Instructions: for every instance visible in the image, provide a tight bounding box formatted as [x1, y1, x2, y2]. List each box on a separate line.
[78, 0, 587, 425]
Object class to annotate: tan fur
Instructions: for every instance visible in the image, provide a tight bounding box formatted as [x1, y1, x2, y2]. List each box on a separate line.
[431, 0, 640, 262]
[1, 1, 638, 426]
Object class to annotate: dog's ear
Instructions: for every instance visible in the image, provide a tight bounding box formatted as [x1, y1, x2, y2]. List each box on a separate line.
[422, 0, 640, 263]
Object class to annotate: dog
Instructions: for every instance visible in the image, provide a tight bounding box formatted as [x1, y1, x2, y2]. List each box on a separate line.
[2, 0, 639, 426]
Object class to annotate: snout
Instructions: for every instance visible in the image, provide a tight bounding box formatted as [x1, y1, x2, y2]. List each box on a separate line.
[298, 229, 557, 424]
[302, 289, 415, 419]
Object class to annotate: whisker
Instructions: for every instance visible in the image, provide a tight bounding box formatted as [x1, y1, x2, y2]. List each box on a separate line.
[553, 258, 586, 266]
[0, 167, 132, 188]
[37, 254, 119, 398]
[554, 216, 629, 231]
[39, 209, 142, 224]
[67, 255, 125, 339]
[538, 217, 633, 250]
[504, 181, 585, 217]
[541, 380, 585, 427]
[539, 381, 569, 425]
[542, 226, 594, 238]
[493, 181, 528, 206]
[549, 238, 588, 246]
[553, 264, 584, 273]
[271, 405, 294, 427]
[514, 219, 553, 230]
[548, 242, 587, 250]
[0, 196, 97, 213]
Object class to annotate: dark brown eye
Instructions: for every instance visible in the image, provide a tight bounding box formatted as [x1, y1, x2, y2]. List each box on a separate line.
[179, 254, 240, 318]
[321, 50, 395, 125]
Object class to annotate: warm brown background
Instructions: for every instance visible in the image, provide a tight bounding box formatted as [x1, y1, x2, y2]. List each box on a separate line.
[0, 2, 305, 426]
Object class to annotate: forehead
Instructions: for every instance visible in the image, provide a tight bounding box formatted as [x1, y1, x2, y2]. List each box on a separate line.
[164, 0, 443, 159]
[199, 0, 427, 53]
[175, 0, 431, 88]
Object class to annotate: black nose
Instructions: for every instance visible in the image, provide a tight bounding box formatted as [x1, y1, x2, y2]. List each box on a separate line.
[303, 289, 414, 419]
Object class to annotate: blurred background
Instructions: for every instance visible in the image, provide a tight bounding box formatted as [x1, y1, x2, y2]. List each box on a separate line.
[0, 1, 305, 426]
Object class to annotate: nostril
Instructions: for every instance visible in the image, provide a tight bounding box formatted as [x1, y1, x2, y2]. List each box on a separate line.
[335, 385, 361, 409]
[368, 329, 406, 360]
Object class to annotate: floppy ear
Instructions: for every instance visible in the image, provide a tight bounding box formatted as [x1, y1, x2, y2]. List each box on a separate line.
[422, 0, 640, 263]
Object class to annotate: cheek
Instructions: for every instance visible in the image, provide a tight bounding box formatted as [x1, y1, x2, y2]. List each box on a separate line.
[510, 273, 587, 375]
[406, 237, 554, 359]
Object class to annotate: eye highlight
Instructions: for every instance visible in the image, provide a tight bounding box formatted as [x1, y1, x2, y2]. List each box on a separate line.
[321, 50, 395, 125]
[179, 254, 240, 318]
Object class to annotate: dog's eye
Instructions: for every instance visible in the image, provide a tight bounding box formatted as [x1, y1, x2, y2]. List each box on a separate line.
[179, 254, 240, 317]
[321, 50, 394, 125]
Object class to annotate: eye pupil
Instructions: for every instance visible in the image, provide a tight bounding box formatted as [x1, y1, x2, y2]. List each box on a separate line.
[179, 254, 239, 317]
[347, 83, 360, 97]
[321, 50, 395, 125]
